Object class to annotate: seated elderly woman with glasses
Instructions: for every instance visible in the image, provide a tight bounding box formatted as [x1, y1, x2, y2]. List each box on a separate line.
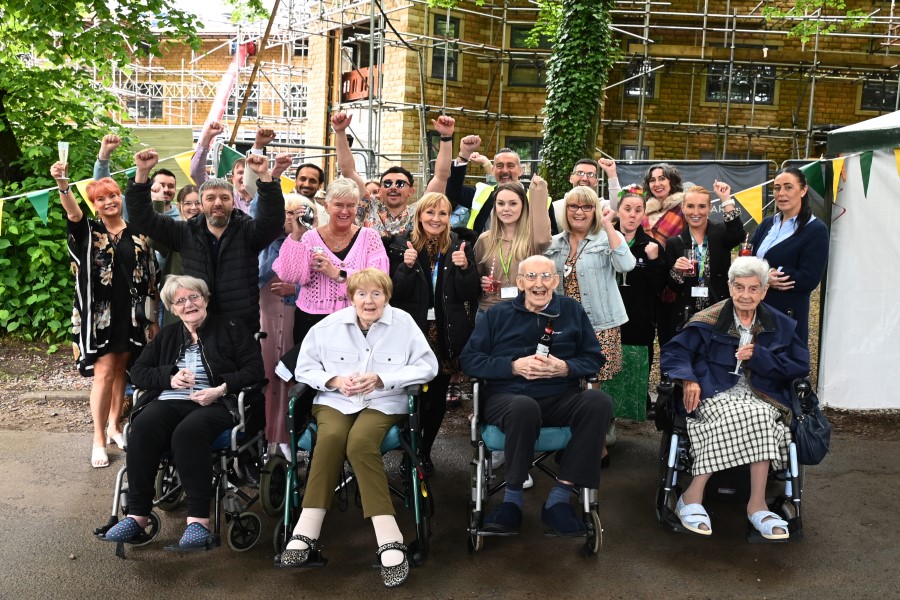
[100, 275, 264, 550]
[660, 257, 809, 540]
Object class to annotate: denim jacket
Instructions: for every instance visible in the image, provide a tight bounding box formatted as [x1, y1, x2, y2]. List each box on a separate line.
[545, 230, 635, 331]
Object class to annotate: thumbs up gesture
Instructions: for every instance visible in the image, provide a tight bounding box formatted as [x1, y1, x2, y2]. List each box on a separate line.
[403, 240, 418, 268]
[451, 241, 468, 269]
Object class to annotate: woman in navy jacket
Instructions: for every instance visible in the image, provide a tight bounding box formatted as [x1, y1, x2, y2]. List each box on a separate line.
[749, 167, 829, 344]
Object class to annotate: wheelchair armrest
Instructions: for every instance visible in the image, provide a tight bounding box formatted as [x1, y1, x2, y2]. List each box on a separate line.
[471, 381, 482, 444]
[406, 384, 421, 396]
[289, 382, 310, 399]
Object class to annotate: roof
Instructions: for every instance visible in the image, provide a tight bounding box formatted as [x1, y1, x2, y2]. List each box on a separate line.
[827, 110, 900, 154]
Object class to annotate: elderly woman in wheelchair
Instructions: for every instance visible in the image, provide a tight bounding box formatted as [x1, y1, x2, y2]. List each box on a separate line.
[280, 268, 438, 588]
[659, 256, 809, 540]
[99, 275, 264, 550]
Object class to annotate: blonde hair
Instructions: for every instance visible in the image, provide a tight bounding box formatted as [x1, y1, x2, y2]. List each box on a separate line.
[411, 192, 452, 254]
[283, 193, 307, 213]
[481, 181, 533, 268]
[325, 178, 360, 204]
[347, 268, 393, 302]
[562, 187, 602, 235]
[160, 275, 210, 312]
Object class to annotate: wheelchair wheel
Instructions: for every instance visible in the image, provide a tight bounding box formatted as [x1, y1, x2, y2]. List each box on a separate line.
[587, 510, 602, 555]
[227, 511, 261, 552]
[259, 455, 288, 518]
[467, 503, 484, 553]
[154, 461, 184, 512]
[273, 520, 289, 554]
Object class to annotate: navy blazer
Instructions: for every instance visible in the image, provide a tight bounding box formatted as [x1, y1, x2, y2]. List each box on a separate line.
[750, 215, 829, 342]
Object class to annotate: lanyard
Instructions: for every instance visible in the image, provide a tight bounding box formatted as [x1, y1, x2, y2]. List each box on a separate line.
[431, 252, 442, 295]
[497, 242, 513, 282]
[692, 235, 707, 284]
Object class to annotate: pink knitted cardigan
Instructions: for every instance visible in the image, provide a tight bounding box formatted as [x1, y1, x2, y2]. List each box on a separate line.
[273, 226, 389, 314]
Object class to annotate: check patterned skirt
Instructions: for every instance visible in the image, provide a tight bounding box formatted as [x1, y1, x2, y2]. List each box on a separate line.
[687, 380, 791, 476]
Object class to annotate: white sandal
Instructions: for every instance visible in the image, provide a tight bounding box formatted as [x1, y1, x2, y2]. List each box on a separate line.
[91, 446, 110, 469]
[748, 510, 789, 540]
[676, 496, 712, 536]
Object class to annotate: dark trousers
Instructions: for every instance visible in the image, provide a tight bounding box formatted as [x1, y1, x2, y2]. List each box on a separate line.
[419, 371, 450, 457]
[126, 400, 234, 518]
[485, 389, 613, 490]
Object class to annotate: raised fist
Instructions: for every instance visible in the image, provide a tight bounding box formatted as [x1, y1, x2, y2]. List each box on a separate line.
[331, 112, 352, 132]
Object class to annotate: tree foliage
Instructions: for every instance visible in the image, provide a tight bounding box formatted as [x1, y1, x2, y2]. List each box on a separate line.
[762, 0, 871, 43]
[0, 2, 200, 345]
[427, 0, 618, 199]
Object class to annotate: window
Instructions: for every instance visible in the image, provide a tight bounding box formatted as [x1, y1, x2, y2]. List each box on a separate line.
[624, 60, 656, 99]
[226, 84, 258, 118]
[293, 38, 309, 58]
[505, 137, 543, 177]
[126, 83, 163, 119]
[706, 64, 776, 105]
[284, 84, 307, 119]
[508, 26, 550, 87]
[620, 145, 649, 161]
[860, 79, 899, 112]
[431, 16, 460, 81]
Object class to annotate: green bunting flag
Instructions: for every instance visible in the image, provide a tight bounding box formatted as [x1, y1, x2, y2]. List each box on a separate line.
[124, 166, 137, 178]
[859, 151, 873, 197]
[26, 190, 50, 224]
[800, 161, 826, 198]
[217, 145, 243, 178]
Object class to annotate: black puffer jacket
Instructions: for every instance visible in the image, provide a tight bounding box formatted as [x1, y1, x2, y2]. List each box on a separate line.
[386, 232, 480, 361]
[130, 315, 264, 419]
[125, 179, 284, 332]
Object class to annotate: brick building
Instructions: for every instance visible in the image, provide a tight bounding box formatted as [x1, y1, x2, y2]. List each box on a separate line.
[117, 0, 899, 182]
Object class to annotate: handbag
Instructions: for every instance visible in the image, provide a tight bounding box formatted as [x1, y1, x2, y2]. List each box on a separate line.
[789, 378, 831, 465]
[113, 238, 155, 326]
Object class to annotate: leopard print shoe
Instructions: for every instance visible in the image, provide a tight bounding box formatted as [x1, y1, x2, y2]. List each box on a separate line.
[280, 534, 316, 567]
[376, 542, 409, 588]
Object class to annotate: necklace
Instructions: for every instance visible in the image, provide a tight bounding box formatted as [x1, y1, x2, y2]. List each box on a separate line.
[322, 226, 355, 252]
[104, 221, 127, 244]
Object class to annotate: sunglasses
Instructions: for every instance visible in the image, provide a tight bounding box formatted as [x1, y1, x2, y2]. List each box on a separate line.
[381, 180, 410, 189]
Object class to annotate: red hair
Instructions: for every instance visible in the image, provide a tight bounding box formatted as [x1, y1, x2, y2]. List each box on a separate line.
[85, 177, 121, 202]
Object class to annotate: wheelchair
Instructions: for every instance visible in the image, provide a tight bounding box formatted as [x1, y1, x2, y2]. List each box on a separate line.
[466, 380, 602, 557]
[654, 374, 805, 543]
[93, 381, 275, 558]
[273, 382, 433, 567]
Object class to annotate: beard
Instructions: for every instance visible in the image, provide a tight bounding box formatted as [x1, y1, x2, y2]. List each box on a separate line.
[207, 213, 230, 228]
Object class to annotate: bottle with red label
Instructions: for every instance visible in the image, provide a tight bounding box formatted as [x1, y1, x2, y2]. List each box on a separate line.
[535, 319, 555, 357]
[739, 232, 753, 257]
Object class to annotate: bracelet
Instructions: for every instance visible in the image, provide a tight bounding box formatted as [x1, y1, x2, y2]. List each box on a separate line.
[440, 135, 453, 142]
[721, 199, 735, 207]
[456, 155, 469, 163]
[58, 188, 70, 195]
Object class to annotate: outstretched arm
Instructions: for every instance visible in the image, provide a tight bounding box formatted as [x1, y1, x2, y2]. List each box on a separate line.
[190, 121, 224, 186]
[425, 115, 456, 193]
[331, 112, 368, 197]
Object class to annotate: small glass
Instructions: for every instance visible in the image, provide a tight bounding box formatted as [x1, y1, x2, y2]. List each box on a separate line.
[731, 330, 753, 375]
[619, 269, 629, 287]
[683, 248, 696, 277]
[186, 348, 197, 394]
[488, 265, 501, 294]
[58, 142, 70, 180]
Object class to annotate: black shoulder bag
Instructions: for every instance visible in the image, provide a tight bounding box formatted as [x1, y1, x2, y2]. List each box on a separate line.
[789, 378, 831, 465]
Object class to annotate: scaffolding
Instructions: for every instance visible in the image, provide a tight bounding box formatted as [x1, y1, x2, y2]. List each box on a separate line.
[113, 0, 900, 179]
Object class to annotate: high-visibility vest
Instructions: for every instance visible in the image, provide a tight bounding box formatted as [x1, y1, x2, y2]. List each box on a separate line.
[466, 182, 496, 229]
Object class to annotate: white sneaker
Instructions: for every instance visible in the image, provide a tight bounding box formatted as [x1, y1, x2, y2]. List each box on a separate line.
[522, 474, 534, 489]
[606, 422, 617, 448]
[490, 451, 505, 469]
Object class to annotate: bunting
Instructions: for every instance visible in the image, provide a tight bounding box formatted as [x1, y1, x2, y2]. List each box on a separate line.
[26, 190, 50, 224]
[733, 185, 763, 224]
[860, 151, 873, 197]
[800, 161, 826, 198]
[895, 148, 900, 178]
[832, 157, 845, 202]
[216, 145, 243, 178]
[74, 179, 96, 215]
[280, 175, 296, 195]
[173, 150, 196, 185]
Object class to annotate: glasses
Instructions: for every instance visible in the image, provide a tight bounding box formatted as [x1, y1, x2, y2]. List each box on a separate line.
[285, 210, 298, 216]
[172, 293, 203, 307]
[572, 170, 598, 179]
[518, 272, 555, 282]
[381, 180, 410, 189]
[566, 204, 595, 213]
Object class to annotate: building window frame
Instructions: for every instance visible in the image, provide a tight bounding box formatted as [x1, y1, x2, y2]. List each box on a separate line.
[284, 84, 307, 119]
[623, 60, 658, 100]
[429, 13, 461, 82]
[225, 83, 259, 118]
[505, 136, 543, 177]
[507, 25, 551, 88]
[858, 78, 899, 113]
[126, 82, 164, 120]
[704, 63, 777, 106]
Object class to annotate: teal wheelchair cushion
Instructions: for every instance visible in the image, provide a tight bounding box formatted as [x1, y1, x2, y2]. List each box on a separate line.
[298, 422, 403, 455]
[481, 424, 572, 453]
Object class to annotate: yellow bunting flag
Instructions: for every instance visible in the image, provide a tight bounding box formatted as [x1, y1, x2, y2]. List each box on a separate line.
[173, 150, 196, 185]
[894, 148, 900, 179]
[74, 179, 96, 214]
[734, 184, 763, 224]
[832, 157, 845, 202]
[280, 175, 296, 195]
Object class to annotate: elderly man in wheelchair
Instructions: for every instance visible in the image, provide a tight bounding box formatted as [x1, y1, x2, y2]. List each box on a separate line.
[278, 268, 437, 588]
[659, 256, 810, 541]
[460, 255, 613, 543]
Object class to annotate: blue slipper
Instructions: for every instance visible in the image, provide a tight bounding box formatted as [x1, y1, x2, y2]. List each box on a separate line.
[102, 517, 144, 543]
[483, 502, 522, 535]
[542, 502, 586, 537]
[179, 523, 213, 549]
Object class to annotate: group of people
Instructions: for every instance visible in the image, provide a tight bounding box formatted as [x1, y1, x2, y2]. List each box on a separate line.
[55, 114, 828, 586]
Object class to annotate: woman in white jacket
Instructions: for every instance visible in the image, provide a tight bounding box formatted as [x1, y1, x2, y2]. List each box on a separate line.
[280, 268, 438, 588]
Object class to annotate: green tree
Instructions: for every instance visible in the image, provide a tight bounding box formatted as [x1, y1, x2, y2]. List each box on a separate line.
[0, 2, 200, 344]
[429, 0, 618, 199]
[762, 0, 871, 43]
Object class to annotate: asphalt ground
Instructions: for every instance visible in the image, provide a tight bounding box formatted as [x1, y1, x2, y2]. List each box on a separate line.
[0, 421, 898, 600]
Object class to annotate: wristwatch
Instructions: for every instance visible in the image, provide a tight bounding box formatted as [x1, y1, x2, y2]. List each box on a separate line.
[336, 269, 348, 283]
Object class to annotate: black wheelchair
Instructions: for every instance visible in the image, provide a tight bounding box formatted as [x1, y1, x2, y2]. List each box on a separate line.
[654, 374, 807, 543]
[273, 382, 433, 567]
[93, 381, 276, 557]
[466, 380, 602, 557]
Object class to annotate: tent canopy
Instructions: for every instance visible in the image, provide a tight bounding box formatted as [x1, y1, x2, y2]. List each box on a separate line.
[827, 110, 900, 155]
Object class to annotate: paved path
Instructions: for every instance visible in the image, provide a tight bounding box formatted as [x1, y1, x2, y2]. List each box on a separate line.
[0, 427, 897, 599]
